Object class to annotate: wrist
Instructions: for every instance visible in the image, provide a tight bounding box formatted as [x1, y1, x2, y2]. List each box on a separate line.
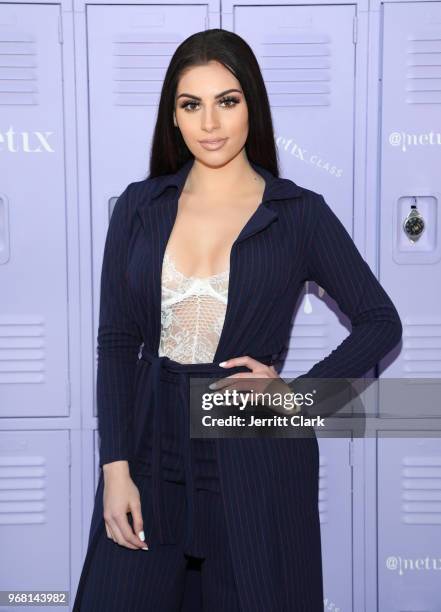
[102, 460, 130, 478]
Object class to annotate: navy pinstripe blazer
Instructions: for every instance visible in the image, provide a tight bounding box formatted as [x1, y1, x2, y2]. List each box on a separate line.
[83, 157, 402, 611]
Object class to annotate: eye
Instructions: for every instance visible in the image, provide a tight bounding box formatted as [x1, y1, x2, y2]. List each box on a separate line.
[180, 101, 199, 112]
[219, 96, 240, 108]
[179, 96, 241, 112]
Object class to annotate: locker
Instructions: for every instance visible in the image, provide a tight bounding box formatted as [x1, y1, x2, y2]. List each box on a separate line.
[379, 1, 441, 380]
[0, 4, 69, 417]
[378, 435, 441, 611]
[378, 8, 441, 608]
[0, 431, 70, 594]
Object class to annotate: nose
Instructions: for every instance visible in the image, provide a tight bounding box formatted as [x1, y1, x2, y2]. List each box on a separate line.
[200, 105, 220, 131]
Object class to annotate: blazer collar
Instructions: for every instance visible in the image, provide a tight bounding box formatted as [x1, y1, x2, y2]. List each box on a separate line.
[136, 157, 303, 243]
[148, 156, 304, 204]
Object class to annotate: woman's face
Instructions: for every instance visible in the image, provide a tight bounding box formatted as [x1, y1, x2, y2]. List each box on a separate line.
[174, 60, 249, 166]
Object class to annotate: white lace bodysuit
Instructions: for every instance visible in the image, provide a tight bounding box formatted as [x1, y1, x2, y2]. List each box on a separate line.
[158, 249, 230, 364]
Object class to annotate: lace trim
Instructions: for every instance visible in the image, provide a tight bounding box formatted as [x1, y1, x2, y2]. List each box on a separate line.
[163, 251, 229, 281]
[159, 250, 229, 363]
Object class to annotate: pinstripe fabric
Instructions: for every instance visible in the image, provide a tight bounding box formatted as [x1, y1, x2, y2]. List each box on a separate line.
[76, 474, 240, 612]
[73, 157, 402, 611]
[290, 191, 403, 380]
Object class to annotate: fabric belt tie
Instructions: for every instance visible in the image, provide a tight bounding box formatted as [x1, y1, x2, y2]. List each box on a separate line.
[134, 348, 275, 549]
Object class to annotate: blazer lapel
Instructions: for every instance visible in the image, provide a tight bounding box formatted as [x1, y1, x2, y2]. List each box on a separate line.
[134, 157, 303, 361]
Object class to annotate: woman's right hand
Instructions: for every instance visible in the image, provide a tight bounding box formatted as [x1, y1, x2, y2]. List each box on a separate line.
[102, 461, 149, 550]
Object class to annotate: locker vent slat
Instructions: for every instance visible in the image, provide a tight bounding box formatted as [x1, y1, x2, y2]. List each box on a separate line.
[112, 33, 182, 106]
[0, 455, 46, 525]
[402, 318, 441, 375]
[407, 34, 441, 104]
[259, 34, 332, 107]
[0, 31, 38, 106]
[0, 316, 45, 383]
[401, 455, 441, 524]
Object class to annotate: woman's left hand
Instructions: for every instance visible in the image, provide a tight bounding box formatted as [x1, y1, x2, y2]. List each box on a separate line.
[209, 355, 297, 411]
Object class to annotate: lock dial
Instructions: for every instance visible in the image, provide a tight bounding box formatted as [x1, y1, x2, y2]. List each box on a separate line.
[403, 204, 425, 242]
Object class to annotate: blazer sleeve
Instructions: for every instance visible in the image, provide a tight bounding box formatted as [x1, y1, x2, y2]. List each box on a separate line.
[96, 184, 142, 467]
[285, 194, 402, 405]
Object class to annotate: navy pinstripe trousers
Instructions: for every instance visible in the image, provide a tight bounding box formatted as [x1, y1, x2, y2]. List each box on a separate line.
[74, 440, 240, 611]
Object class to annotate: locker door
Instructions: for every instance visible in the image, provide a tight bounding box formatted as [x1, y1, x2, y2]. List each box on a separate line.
[378, 435, 441, 611]
[0, 4, 69, 417]
[378, 6, 441, 608]
[0, 431, 70, 597]
[379, 1, 441, 381]
[235, 7, 357, 610]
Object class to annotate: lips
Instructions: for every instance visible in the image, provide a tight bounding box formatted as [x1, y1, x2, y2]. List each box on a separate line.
[199, 139, 226, 144]
[199, 138, 228, 150]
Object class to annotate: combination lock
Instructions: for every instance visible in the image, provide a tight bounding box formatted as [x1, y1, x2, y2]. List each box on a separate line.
[403, 200, 425, 242]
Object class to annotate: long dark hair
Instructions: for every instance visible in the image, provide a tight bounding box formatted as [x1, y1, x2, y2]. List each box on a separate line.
[148, 28, 280, 179]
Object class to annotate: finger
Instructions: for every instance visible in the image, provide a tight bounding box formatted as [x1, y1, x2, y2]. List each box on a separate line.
[104, 518, 117, 541]
[108, 516, 139, 549]
[210, 372, 268, 391]
[218, 377, 282, 407]
[119, 512, 147, 549]
[108, 524, 118, 543]
[219, 356, 260, 370]
[213, 386, 256, 402]
[105, 518, 127, 546]
[209, 373, 241, 390]
[131, 505, 149, 549]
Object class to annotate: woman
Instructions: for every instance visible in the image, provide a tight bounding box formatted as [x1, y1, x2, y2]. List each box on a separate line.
[73, 29, 402, 611]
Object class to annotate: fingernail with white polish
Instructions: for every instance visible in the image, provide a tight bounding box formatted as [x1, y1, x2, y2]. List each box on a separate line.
[139, 530, 145, 541]
[219, 361, 227, 367]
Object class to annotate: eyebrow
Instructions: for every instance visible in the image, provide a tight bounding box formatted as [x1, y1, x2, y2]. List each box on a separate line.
[176, 88, 242, 101]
